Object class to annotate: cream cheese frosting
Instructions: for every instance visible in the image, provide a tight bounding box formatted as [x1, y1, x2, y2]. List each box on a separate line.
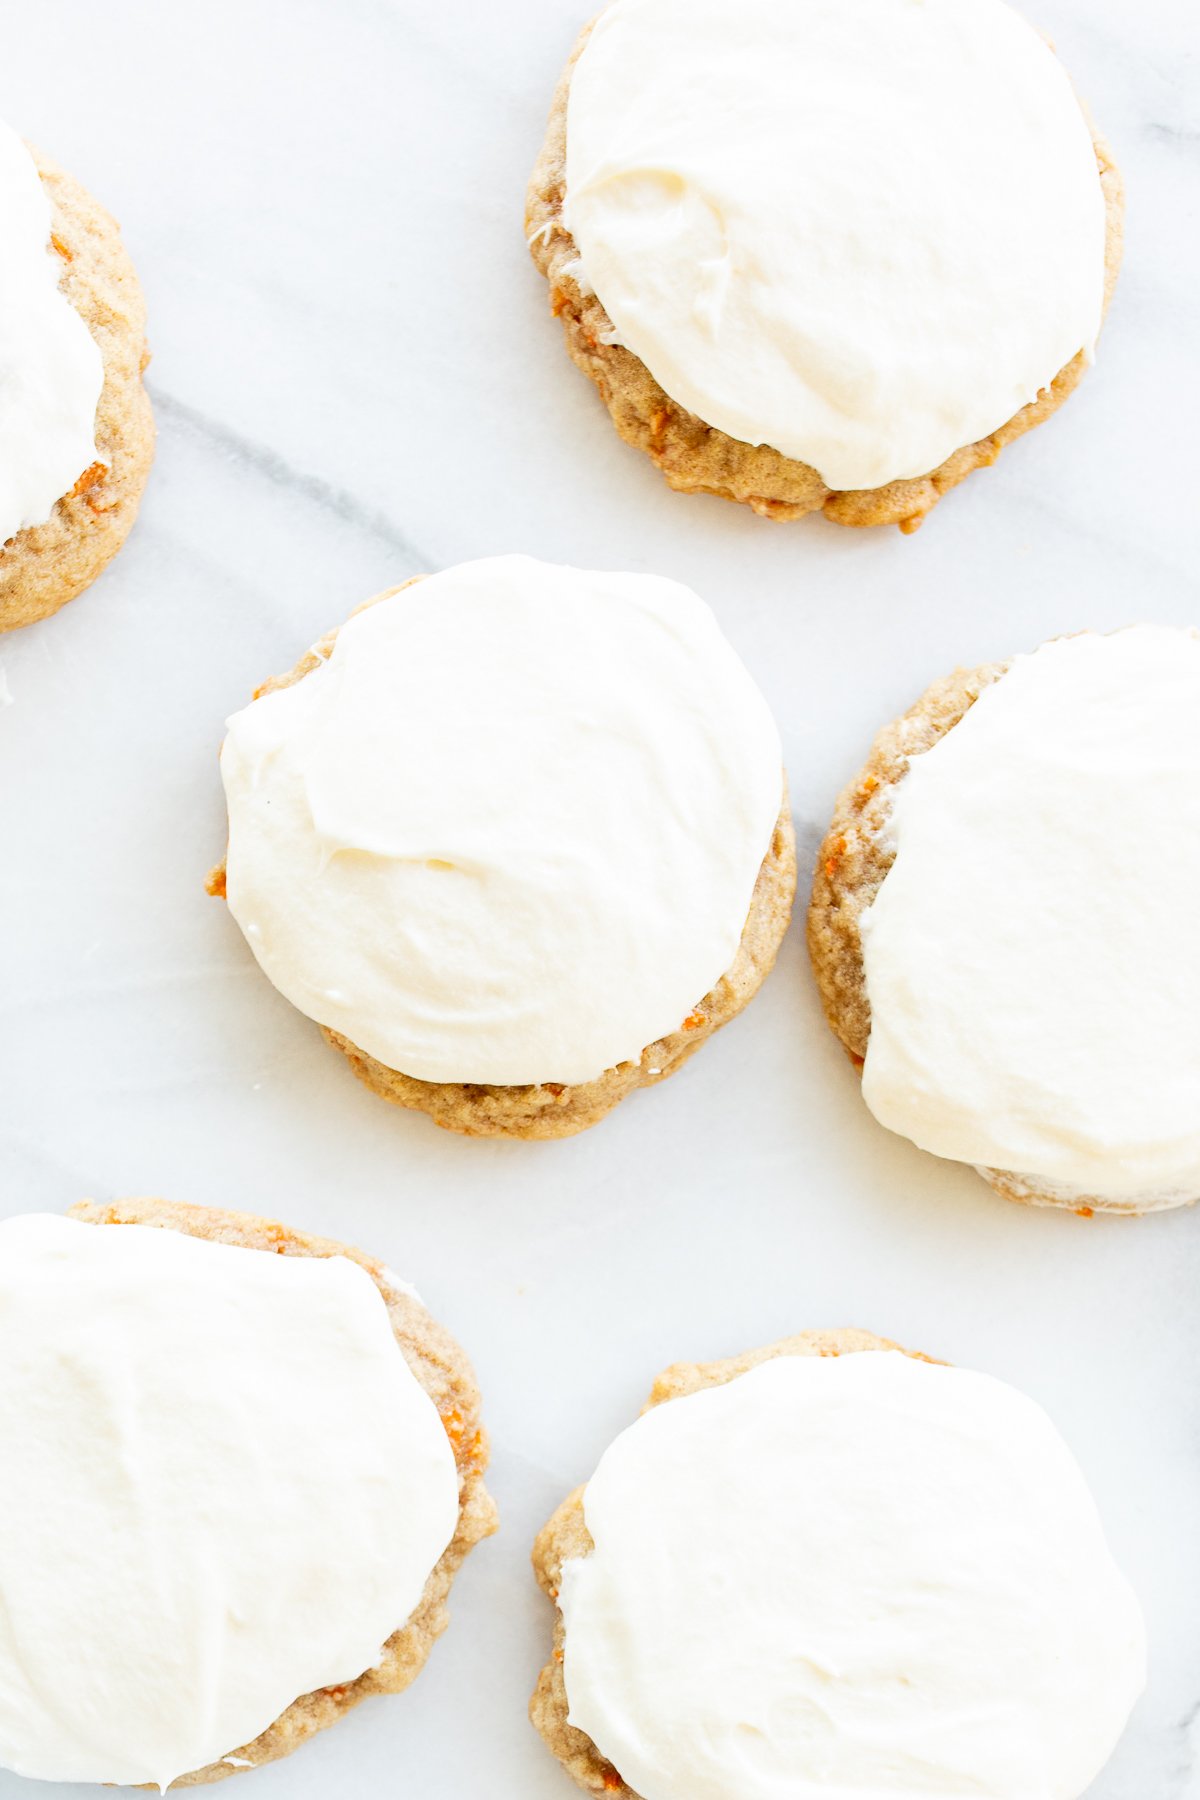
[220, 554, 783, 1086]
[0, 1214, 459, 1789]
[560, 1350, 1145, 1800]
[860, 626, 1200, 1208]
[0, 121, 103, 545]
[562, 0, 1107, 491]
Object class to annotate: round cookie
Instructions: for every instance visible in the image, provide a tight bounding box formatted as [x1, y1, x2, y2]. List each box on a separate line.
[531, 1329, 1145, 1800]
[809, 629, 1200, 1213]
[526, 8, 1124, 532]
[11, 1196, 496, 1786]
[1, 145, 153, 631]
[210, 563, 797, 1140]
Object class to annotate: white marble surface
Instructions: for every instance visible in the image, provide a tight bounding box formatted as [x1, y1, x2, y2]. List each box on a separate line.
[1, 0, 1198, 1795]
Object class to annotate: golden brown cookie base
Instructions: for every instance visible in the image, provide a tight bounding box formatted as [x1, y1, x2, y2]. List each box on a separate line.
[210, 579, 797, 1140]
[806, 658, 1190, 1217]
[807, 660, 1009, 1065]
[0, 148, 154, 632]
[68, 1196, 497, 1786]
[526, 20, 1124, 531]
[973, 1165, 1193, 1218]
[530, 1327, 929, 1798]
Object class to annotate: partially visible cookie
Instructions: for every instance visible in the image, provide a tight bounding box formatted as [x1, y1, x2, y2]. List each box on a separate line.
[0, 1198, 495, 1787]
[210, 556, 796, 1139]
[0, 140, 153, 632]
[527, 1, 1124, 530]
[531, 1328, 909, 1797]
[532, 1330, 1145, 1800]
[809, 627, 1200, 1213]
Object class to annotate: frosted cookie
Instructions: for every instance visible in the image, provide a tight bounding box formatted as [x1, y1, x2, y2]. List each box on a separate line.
[0, 122, 153, 631]
[210, 554, 795, 1139]
[532, 1331, 1145, 1800]
[809, 626, 1200, 1213]
[0, 1198, 495, 1787]
[526, 0, 1123, 531]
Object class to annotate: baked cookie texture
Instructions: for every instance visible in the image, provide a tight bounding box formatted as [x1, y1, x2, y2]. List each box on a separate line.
[209, 579, 798, 1141]
[807, 661, 1009, 1064]
[68, 1196, 497, 1787]
[531, 1327, 927, 1797]
[806, 657, 1155, 1215]
[0, 148, 154, 632]
[526, 20, 1125, 532]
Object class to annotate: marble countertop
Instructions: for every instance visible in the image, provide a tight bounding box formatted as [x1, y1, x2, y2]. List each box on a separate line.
[1, 0, 1198, 1795]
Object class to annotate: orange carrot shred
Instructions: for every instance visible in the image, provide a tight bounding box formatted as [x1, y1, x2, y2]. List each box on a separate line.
[72, 461, 105, 496]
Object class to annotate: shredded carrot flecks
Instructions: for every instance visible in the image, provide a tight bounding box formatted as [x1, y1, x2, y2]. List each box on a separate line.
[544, 1083, 565, 1097]
[601, 1770, 623, 1791]
[261, 1223, 288, 1255]
[682, 1012, 704, 1031]
[72, 461, 105, 496]
[823, 834, 849, 879]
[1075, 1206, 1095, 1219]
[50, 231, 73, 261]
[858, 775, 878, 799]
[442, 1407, 465, 1446]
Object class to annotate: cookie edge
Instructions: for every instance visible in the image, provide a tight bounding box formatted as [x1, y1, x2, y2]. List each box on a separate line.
[0, 147, 154, 632]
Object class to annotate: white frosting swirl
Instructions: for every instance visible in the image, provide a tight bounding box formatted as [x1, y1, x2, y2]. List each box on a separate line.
[0, 1214, 459, 1789]
[562, 0, 1107, 491]
[561, 1351, 1145, 1800]
[0, 121, 103, 545]
[221, 555, 783, 1086]
[861, 626, 1200, 1208]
